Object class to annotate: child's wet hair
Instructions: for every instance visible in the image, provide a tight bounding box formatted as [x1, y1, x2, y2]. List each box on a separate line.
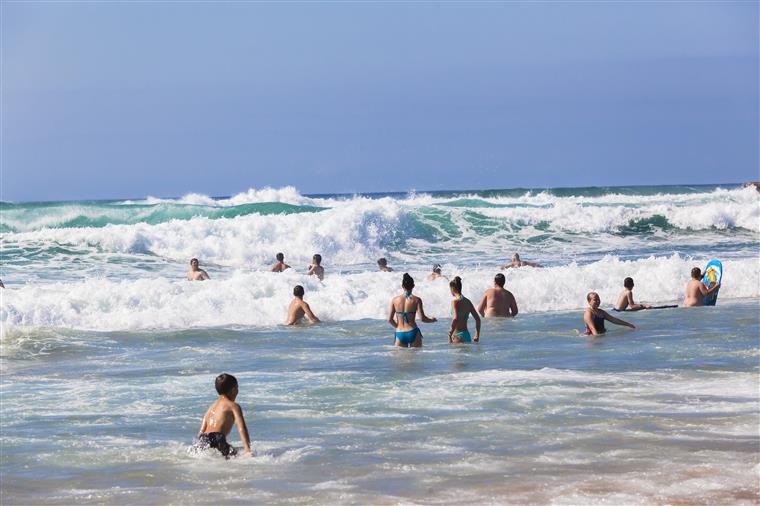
[432, 264, 442, 273]
[377, 258, 387, 266]
[402, 273, 414, 291]
[215, 373, 238, 395]
[624, 277, 634, 288]
[313, 254, 322, 265]
[691, 267, 702, 279]
[276, 252, 284, 262]
[494, 273, 505, 287]
[587, 291, 599, 302]
[450, 276, 462, 294]
[293, 285, 305, 297]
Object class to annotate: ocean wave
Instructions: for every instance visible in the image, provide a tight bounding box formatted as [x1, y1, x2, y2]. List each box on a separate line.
[2, 256, 757, 332]
[1, 186, 756, 237]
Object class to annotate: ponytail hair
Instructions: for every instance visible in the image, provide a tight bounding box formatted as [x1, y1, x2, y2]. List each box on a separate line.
[402, 273, 415, 291]
[449, 276, 462, 294]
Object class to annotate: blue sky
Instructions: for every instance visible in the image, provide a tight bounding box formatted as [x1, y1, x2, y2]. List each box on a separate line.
[2, 2, 757, 201]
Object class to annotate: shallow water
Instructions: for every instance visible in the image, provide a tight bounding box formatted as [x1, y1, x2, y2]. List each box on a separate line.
[2, 184, 758, 504]
[2, 301, 758, 505]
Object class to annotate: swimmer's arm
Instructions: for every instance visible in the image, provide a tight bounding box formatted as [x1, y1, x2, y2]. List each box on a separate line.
[509, 296, 518, 317]
[302, 302, 320, 323]
[525, 261, 541, 268]
[270, 264, 280, 272]
[201, 270, 209, 280]
[601, 310, 636, 329]
[233, 403, 252, 456]
[470, 303, 481, 341]
[583, 310, 600, 336]
[448, 301, 459, 342]
[387, 301, 398, 327]
[197, 412, 209, 437]
[626, 292, 646, 311]
[476, 294, 487, 317]
[417, 299, 437, 323]
[283, 263, 291, 270]
[703, 282, 721, 295]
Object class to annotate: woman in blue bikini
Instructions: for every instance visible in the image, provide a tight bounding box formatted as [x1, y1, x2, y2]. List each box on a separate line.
[448, 276, 481, 344]
[387, 273, 437, 348]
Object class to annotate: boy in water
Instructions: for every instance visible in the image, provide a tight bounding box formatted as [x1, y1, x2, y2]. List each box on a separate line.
[306, 254, 325, 280]
[683, 267, 721, 307]
[614, 277, 652, 311]
[477, 273, 518, 317]
[187, 258, 210, 281]
[377, 258, 393, 272]
[271, 252, 291, 272]
[196, 373, 252, 458]
[286, 285, 321, 325]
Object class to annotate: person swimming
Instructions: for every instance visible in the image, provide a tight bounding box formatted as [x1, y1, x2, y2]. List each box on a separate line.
[387, 273, 436, 348]
[377, 258, 393, 272]
[502, 253, 542, 269]
[306, 254, 324, 281]
[448, 276, 481, 343]
[187, 258, 210, 281]
[271, 252, 291, 273]
[427, 264, 447, 281]
[584, 292, 636, 335]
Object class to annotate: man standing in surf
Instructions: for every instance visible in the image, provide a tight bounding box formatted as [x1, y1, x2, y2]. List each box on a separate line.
[683, 267, 721, 307]
[187, 258, 210, 281]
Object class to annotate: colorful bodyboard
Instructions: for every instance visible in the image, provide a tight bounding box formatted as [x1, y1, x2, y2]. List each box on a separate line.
[702, 260, 722, 306]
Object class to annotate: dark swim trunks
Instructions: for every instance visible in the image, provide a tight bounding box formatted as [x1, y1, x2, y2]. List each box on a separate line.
[196, 432, 237, 458]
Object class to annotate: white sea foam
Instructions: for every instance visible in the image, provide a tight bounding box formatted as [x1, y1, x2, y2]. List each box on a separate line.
[2, 255, 757, 331]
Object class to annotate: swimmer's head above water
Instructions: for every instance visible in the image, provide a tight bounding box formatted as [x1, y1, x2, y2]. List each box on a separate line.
[691, 267, 702, 279]
[624, 277, 634, 289]
[312, 254, 322, 265]
[293, 285, 305, 298]
[215, 373, 238, 398]
[276, 252, 285, 262]
[587, 292, 601, 308]
[432, 264, 442, 274]
[378, 258, 388, 267]
[449, 276, 463, 295]
[402, 273, 415, 292]
[494, 273, 505, 287]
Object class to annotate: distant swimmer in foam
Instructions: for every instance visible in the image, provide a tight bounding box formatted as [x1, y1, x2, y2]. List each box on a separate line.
[187, 258, 210, 281]
[502, 253, 542, 269]
[286, 285, 320, 325]
[387, 273, 436, 348]
[377, 258, 393, 272]
[427, 264, 448, 281]
[271, 252, 291, 273]
[683, 267, 721, 307]
[306, 254, 324, 281]
[448, 276, 481, 343]
[477, 273, 518, 317]
[584, 292, 635, 336]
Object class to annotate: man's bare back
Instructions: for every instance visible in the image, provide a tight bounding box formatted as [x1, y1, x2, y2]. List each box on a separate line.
[286, 286, 320, 325]
[683, 279, 707, 307]
[478, 287, 518, 317]
[200, 397, 238, 435]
